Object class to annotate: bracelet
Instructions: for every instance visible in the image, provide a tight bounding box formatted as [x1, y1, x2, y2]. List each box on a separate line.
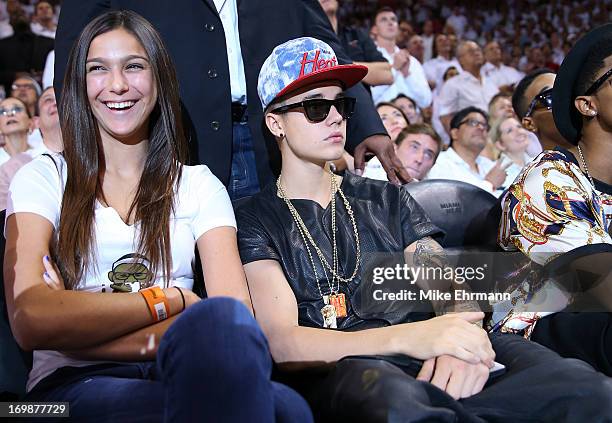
[175, 286, 186, 312]
[140, 286, 169, 322]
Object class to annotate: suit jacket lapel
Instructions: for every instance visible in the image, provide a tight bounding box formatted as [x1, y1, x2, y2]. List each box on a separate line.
[203, 0, 218, 14]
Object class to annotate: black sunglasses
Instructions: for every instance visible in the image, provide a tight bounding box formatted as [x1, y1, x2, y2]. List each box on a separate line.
[525, 88, 553, 117]
[271, 97, 356, 122]
[584, 67, 612, 95]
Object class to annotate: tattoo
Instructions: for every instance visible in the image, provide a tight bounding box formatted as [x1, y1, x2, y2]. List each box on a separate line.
[414, 237, 447, 269]
[413, 237, 481, 315]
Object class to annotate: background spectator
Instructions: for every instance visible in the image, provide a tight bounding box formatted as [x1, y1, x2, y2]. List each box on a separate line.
[512, 68, 573, 151]
[0, 4, 53, 95]
[364, 123, 442, 181]
[371, 7, 432, 107]
[393, 94, 422, 124]
[428, 106, 509, 195]
[319, 0, 393, 88]
[30, 0, 56, 38]
[489, 116, 531, 188]
[376, 101, 409, 142]
[437, 40, 498, 134]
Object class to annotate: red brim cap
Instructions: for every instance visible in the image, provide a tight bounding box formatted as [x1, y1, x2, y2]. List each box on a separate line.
[272, 64, 368, 106]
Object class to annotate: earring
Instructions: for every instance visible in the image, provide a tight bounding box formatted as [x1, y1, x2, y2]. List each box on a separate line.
[279, 132, 285, 138]
[590, 110, 597, 116]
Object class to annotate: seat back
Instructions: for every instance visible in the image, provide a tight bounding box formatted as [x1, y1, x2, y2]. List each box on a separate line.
[403, 180, 501, 249]
[0, 209, 30, 399]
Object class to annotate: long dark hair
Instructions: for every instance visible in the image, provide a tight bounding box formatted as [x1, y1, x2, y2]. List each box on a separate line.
[58, 10, 187, 289]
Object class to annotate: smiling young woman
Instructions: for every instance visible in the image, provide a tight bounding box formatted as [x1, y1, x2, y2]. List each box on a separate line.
[3, 10, 311, 422]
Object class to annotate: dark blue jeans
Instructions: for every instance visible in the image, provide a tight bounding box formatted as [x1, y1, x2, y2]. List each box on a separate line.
[228, 119, 260, 201]
[26, 298, 313, 422]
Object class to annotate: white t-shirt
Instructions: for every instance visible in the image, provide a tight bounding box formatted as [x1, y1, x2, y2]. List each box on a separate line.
[6, 154, 236, 391]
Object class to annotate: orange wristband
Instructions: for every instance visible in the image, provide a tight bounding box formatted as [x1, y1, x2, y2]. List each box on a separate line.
[140, 286, 170, 322]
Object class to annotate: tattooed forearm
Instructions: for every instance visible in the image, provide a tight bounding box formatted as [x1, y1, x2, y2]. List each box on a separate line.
[410, 237, 482, 316]
[414, 236, 447, 269]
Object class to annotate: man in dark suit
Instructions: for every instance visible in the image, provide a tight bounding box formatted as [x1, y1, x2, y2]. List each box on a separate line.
[0, 8, 54, 95]
[54, 0, 410, 199]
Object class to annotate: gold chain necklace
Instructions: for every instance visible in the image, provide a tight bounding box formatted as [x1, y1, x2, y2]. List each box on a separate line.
[276, 171, 361, 298]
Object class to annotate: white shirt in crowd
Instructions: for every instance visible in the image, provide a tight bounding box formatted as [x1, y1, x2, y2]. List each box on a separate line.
[430, 94, 450, 146]
[446, 13, 468, 38]
[480, 62, 524, 89]
[437, 71, 499, 117]
[213, 0, 247, 103]
[422, 34, 434, 63]
[0, 131, 45, 166]
[363, 156, 388, 181]
[0, 18, 12, 39]
[499, 152, 532, 190]
[427, 147, 502, 196]
[371, 45, 432, 108]
[6, 154, 237, 392]
[30, 21, 55, 38]
[423, 56, 462, 94]
[42, 50, 54, 88]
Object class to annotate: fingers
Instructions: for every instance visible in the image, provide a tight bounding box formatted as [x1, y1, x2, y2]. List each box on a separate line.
[42, 271, 61, 290]
[416, 358, 435, 382]
[446, 319, 494, 366]
[352, 144, 366, 176]
[381, 144, 412, 185]
[42, 255, 62, 290]
[445, 364, 466, 400]
[462, 324, 495, 366]
[448, 345, 480, 364]
[452, 328, 494, 367]
[460, 363, 488, 399]
[390, 154, 412, 184]
[470, 365, 490, 397]
[379, 150, 401, 185]
[430, 358, 452, 393]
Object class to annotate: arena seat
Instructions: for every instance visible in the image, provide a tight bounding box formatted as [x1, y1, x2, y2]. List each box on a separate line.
[0, 209, 31, 399]
[403, 179, 501, 249]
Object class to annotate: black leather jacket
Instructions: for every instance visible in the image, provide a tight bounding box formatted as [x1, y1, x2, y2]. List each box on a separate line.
[236, 173, 442, 330]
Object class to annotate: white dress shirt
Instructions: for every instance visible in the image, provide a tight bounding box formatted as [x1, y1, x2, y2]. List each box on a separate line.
[30, 22, 55, 39]
[480, 62, 524, 89]
[422, 34, 434, 63]
[437, 71, 499, 117]
[213, 0, 247, 103]
[427, 147, 501, 196]
[42, 50, 54, 89]
[371, 45, 432, 108]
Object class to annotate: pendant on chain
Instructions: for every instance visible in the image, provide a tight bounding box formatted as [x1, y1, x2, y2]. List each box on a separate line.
[321, 303, 338, 329]
[329, 293, 348, 318]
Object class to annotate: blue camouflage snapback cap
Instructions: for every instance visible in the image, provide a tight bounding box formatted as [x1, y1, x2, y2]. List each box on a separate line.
[257, 37, 368, 110]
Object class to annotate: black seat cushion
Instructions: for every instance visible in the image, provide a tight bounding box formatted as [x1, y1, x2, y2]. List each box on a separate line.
[403, 180, 500, 249]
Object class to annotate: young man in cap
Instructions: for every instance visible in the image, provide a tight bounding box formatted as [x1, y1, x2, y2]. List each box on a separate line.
[236, 36, 612, 422]
[498, 24, 612, 375]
